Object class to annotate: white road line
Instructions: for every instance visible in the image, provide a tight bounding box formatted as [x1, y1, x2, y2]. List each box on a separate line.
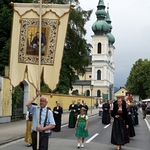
[61, 115, 97, 128]
[61, 124, 68, 127]
[85, 133, 99, 143]
[145, 119, 150, 132]
[0, 139, 23, 149]
[104, 124, 110, 129]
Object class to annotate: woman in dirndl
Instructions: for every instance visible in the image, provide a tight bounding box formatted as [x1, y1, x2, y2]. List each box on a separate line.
[75, 107, 89, 148]
[68, 100, 78, 128]
[111, 98, 129, 150]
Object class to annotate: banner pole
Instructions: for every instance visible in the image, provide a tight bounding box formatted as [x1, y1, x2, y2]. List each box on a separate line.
[37, 0, 42, 149]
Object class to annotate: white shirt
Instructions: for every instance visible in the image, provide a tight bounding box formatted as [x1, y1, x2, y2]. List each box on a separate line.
[26, 111, 29, 120]
[77, 114, 88, 120]
[99, 104, 103, 111]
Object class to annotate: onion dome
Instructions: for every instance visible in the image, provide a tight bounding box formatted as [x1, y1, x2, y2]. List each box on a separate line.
[105, 5, 115, 45]
[107, 33, 115, 46]
[92, 0, 110, 35]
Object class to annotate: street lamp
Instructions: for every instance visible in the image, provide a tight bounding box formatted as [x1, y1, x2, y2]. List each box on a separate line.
[90, 85, 94, 114]
[81, 85, 83, 95]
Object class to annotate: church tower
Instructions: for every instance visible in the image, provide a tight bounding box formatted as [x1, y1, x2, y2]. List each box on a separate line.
[91, 0, 115, 100]
[70, 0, 115, 101]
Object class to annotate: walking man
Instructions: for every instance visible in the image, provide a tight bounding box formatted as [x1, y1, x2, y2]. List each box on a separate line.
[26, 91, 55, 150]
[141, 101, 147, 119]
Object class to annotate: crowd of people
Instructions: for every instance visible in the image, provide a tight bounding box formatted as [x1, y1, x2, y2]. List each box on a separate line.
[24, 91, 149, 150]
[24, 92, 90, 150]
[98, 97, 142, 150]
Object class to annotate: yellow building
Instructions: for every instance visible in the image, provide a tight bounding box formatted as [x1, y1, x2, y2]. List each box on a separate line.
[0, 77, 94, 123]
[114, 87, 128, 100]
[0, 77, 12, 122]
[0, 0, 116, 123]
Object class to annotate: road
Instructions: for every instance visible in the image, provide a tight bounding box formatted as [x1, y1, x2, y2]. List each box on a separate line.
[0, 111, 150, 150]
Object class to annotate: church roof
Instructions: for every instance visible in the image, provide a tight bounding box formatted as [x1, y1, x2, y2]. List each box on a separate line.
[105, 5, 115, 45]
[92, 0, 110, 35]
[92, 0, 115, 45]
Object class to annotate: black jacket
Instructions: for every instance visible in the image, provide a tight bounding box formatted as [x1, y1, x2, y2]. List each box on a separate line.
[111, 104, 129, 125]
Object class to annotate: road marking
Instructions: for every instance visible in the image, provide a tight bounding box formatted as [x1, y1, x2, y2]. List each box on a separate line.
[104, 124, 110, 129]
[0, 139, 23, 149]
[89, 115, 98, 119]
[61, 115, 97, 128]
[145, 119, 150, 132]
[61, 124, 68, 127]
[85, 133, 99, 143]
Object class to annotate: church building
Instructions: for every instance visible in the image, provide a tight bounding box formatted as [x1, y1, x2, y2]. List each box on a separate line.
[71, 0, 115, 101]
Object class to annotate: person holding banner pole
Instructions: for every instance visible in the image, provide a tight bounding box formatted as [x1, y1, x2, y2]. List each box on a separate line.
[26, 91, 55, 150]
[37, 0, 43, 149]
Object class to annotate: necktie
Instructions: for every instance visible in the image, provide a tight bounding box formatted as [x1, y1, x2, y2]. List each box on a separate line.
[39, 108, 42, 125]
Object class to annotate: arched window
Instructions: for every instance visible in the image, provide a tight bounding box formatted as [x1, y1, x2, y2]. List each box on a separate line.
[86, 90, 90, 96]
[97, 90, 101, 97]
[98, 42, 101, 54]
[97, 70, 101, 80]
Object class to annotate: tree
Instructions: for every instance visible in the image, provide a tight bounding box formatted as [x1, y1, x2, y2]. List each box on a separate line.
[0, 0, 92, 94]
[54, 2, 92, 94]
[126, 59, 150, 99]
[0, 0, 32, 76]
[0, 1, 12, 75]
[11, 84, 23, 118]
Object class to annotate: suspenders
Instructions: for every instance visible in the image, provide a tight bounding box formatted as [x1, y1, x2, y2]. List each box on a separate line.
[40, 108, 49, 132]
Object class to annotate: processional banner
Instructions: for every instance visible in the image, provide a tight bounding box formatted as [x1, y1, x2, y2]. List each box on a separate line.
[9, 2, 71, 91]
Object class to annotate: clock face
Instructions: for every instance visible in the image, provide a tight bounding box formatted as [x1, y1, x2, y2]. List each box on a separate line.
[108, 50, 112, 56]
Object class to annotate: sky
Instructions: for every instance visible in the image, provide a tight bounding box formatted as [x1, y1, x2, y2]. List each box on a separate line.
[79, 0, 150, 88]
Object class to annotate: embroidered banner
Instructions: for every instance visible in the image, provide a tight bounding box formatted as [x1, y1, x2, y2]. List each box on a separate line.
[9, 3, 71, 90]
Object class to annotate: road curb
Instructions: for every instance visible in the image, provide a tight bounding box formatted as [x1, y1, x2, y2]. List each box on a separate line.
[0, 136, 24, 146]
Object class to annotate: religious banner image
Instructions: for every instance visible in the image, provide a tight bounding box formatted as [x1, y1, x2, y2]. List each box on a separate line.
[19, 19, 59, 65]
[27, 27, 47, 56]
[9, 3, 72, 90]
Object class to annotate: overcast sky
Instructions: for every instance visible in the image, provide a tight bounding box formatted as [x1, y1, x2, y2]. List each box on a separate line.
[79, 0, 150, 88]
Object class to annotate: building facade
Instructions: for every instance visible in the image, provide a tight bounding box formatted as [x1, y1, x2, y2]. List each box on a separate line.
[71, 0, 115, 102]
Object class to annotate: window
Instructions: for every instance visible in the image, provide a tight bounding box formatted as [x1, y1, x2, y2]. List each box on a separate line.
[97, 70, 101, 80]
[122, 91, 124, 93]
[97, 90, 101, 97]
[98, 42, 101, 54]
[86, 90, 90, 96]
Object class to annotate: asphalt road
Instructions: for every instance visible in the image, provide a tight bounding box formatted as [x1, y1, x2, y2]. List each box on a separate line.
[0, 111, 149, 150]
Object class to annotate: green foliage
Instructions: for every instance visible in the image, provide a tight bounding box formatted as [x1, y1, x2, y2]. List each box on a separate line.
[54, 4, 92, 94]
[47, 0, 79, 4]
[0, 0, 32, 76]
[40, 81, 51, 93]
[0, 39, 10, 75]
[0, 2, 12, 75]
[12, 85, 23, 116]
[0, 0, 92, 94]
[126, 59, 150, 99]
